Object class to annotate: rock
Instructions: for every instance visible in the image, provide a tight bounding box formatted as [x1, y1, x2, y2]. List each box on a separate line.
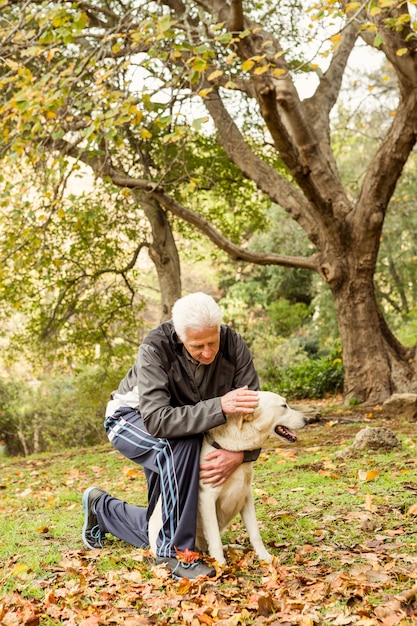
[335, 426, 401, 457]
[351, 426, 401, 450]
[382, 393, 417, 422]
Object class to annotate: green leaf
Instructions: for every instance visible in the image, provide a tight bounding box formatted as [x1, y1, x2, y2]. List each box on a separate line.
[191, 117, 209, 131]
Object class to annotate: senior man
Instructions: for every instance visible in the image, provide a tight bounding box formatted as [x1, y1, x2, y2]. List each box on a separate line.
[82, 292, 260, 580]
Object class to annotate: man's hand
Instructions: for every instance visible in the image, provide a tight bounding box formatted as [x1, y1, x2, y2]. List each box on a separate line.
[200, 449, 244, 487]
[221, 385, 259, 415]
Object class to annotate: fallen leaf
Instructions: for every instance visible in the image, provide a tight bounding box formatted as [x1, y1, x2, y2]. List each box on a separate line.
[175, 547, 201, 563]
[364, 494, 377, 512]
[407, 503, 417, 515]
[358, 470, 380, 482]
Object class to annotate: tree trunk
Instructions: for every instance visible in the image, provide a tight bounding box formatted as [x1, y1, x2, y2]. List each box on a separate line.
[332, 258, 416, 405]
[33, 417, 41, 454]
[17, 422, 29, 457]
[137, 191, 182, 321]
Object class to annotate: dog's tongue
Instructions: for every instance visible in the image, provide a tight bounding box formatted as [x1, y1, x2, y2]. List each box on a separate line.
[275, 425, 298, 442]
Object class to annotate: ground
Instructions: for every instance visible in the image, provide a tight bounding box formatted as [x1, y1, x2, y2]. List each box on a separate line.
[289, 396, 416, 448]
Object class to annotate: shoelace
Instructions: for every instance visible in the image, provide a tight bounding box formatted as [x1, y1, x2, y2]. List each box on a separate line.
[89, 524, 103, 547]
[172, 559, 201, 574]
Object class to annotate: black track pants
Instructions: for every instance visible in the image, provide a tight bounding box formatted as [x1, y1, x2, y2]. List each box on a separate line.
[96, 407, 202, 558]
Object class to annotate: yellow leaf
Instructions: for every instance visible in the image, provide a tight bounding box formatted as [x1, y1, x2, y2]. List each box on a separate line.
[330, 33, 343, 44]
[198, 87, 213, 97]
[253, 65, 269, 75]
[241, 59, 255, 71]
[360, 22, 377, 31]
[407, 503, 417, 515]
[122, 465, 142, 478]
[345, 2, 361, 10]
[130, 105, 142, 121]
[272, 68, 287, 78]
[358, 470, 380, 481]
[37, 525, 50, 533]
[140, 128, 152, 139]
[12, 563, 31, 579]
[191, 57, 207, 71]
[396, 48, 408, 56]
[207, 69, 223, 81]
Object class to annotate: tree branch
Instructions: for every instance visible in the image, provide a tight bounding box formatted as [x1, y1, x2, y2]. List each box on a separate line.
[355, 91, 417, 240]
[304, 22, 359, 133]
[228, 0, 244, 31]
[98, 169, 320, 272]
[201, 88, 320, 241]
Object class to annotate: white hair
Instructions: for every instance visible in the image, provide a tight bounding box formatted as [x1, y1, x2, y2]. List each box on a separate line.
[172, 292, 222, 340]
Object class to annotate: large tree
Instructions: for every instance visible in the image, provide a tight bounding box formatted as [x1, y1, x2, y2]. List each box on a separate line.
[1, 0, 417, 403]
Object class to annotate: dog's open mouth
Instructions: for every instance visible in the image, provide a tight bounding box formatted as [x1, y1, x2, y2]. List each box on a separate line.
[274, 425, 298, 442]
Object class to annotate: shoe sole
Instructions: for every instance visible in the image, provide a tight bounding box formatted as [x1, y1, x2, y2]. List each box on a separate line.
[156, 558, 215, 581]
[171, 571, 215, 581]
[82, 486, 100, 550]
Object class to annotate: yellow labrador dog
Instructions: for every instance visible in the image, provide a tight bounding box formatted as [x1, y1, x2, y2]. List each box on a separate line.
[149, 391, 306, 565]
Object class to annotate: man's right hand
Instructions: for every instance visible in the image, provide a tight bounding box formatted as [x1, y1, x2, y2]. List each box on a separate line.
[220, 385, 259, 415]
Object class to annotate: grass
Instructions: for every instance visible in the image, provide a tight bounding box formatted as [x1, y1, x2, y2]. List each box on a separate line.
[1, 406, 417, 624]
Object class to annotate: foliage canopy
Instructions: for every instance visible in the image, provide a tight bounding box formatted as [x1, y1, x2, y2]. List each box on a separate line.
[1, 0, 417, 402]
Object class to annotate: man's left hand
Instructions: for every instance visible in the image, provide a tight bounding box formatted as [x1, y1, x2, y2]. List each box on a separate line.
[200, 449, 244, 487]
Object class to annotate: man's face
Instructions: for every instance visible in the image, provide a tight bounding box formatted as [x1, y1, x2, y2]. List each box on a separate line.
[182, 327, 220, 365]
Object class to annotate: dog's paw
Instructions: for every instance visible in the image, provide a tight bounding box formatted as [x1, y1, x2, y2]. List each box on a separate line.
[256, 551, 273, 563]
[210, 554, 226, 566]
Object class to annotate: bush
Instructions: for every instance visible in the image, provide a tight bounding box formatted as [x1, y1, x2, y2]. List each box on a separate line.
[261, 351, 344, 400]
[0, 361, 131, 456]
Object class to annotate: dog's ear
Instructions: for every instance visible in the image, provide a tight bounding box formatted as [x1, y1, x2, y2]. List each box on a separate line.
[235, 412, 256, 428]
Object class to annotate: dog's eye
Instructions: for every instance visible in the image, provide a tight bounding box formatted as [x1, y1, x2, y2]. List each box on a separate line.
[281, 403, 288, 409]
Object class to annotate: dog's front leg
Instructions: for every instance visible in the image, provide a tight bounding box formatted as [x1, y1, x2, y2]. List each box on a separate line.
[240, 494, 272, 562]
[148, 496, 162, 556]
[199, 487, 226, 565]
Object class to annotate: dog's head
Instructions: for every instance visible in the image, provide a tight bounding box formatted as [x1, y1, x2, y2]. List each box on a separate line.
[252, 390, 307, 444]
[208, 390, 307, 452]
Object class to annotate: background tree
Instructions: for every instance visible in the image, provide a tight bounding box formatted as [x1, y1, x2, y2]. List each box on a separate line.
[1, 0, 417, 403]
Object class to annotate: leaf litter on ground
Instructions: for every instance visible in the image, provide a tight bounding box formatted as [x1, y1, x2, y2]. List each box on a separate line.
[1, 400, 417, 624]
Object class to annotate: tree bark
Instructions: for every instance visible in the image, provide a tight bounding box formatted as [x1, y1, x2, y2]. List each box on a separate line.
[65, 149, 183, 322]
[331, 260, 416, 404]
[134, 191, 182, 321]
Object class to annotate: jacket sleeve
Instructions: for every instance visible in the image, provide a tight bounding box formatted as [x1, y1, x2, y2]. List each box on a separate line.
[138, 344, 227, 438]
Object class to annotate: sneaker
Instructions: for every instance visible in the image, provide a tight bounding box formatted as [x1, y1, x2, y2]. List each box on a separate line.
[156, 556, 216, 580]
[82, 486, 107, 549]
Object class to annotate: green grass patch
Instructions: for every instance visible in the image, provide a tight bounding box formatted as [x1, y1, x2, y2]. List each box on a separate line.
[1, 413, 417, 624]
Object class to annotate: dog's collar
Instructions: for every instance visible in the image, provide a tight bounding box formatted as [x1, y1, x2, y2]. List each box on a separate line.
[204, 432, 222, 449]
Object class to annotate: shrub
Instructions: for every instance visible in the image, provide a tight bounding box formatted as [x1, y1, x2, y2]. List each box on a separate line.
[261, 351, 344, 400]
[0, 361, 131, 456]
